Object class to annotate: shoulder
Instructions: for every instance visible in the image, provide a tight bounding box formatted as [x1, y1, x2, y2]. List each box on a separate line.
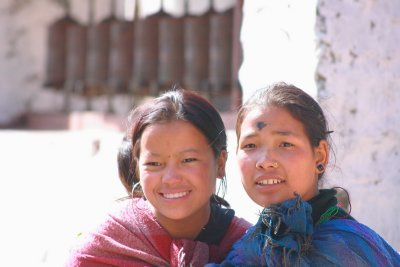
[315, 218, 387, 244]
[208, 215, 251, 263]
[313, 219, 400, 266]
[224, 215, 252, 244]
[66, 198, 171, 266]
[84, 198, 164, 239]
[229, 216, 252, 234]
[69, 198, 140, 250]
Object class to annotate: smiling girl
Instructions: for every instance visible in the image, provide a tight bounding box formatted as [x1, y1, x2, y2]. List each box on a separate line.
[209, 82, 400, 266]
[67, 89, 250, 266]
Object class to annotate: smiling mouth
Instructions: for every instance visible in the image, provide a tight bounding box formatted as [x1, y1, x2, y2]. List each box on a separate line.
[257, 179, 284, 185]
[162, 191, 190, 199]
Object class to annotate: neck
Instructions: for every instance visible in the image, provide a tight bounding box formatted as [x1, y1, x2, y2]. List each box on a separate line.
[152, 203, 211, 240]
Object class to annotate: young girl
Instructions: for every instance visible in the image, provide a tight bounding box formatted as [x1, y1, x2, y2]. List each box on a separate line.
[67, 89, 251, 266]
[209, 82, 400, 266]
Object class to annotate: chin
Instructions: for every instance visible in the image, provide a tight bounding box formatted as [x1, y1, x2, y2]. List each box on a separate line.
[259, 196, 290, 207]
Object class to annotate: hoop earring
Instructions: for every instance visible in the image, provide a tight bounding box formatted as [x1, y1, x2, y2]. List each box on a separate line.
[131, 182, 142, 197]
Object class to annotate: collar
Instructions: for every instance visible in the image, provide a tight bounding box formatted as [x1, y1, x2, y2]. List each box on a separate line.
[195, 203, 235, 244]
[308, 189, 354, 224]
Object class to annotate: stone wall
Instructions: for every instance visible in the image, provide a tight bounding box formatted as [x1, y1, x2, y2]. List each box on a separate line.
[316, 0, 400, 249]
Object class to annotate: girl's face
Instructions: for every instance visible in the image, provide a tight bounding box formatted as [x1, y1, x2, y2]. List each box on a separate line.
[138, 120, 225, 234]
[237, 106, 328, 207]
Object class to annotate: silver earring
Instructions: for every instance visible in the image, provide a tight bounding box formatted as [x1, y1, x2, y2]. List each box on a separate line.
[131, 182, 142, 197]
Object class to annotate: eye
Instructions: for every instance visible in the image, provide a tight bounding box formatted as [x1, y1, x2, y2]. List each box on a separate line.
[145, 161, 161, 166]
[279, 142, 293, 148]
[182, 158, 197, 163]
[240, 143, 256, 150]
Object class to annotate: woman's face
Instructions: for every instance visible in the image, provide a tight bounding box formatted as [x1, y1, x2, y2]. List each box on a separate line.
[237, 106, 328, 207]
[138, 120, 225, 230]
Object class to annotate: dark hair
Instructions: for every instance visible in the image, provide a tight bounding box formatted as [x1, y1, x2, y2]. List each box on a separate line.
[236, 82, 333, 180]
[117, 136, 134, 195]
[122, 89, 229, 206]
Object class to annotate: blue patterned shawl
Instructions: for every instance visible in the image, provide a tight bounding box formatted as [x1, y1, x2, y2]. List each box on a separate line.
[207, 195, 400, 266]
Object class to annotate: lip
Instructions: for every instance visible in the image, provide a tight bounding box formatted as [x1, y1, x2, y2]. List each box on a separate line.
[254, 175, 285, 190]
[159, 190, 192, 200]
[255, 174, 285, 183]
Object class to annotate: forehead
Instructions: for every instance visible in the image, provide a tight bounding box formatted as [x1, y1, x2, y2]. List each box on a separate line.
[140, 120, 209, 147]
[240, 106, 306, 135]
[143, 120, 201, 136]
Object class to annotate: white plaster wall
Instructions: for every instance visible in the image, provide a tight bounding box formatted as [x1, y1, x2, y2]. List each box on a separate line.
[239, 0, 318, 101]
[316, 0, 400, 249]
[0, 0, 57, 124]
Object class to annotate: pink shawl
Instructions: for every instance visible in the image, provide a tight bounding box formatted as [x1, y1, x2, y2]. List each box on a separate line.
[67, 198, 250, 266]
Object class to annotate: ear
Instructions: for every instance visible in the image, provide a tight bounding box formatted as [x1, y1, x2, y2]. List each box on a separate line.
[216, 150, 228, 179]
[314, 140, 329, 173]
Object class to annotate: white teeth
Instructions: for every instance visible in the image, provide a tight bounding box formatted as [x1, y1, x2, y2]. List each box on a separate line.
[163, 191, 189, 199]
[258, 179, 283, 185]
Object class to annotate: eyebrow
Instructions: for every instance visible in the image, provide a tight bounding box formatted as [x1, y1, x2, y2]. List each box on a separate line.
[142, 148, 201, 157]
[272, 130, 294, 136]
[240, 129, 296, 140]
[180, 148, 201, 154]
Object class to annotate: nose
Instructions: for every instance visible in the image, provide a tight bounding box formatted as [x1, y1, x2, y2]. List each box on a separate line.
[255, 150, 278, 169]
[162, 164, 182, 184]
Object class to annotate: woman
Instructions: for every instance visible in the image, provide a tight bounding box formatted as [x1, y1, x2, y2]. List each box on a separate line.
[209, 82, 400, 266]
[67, 89, 250, 266]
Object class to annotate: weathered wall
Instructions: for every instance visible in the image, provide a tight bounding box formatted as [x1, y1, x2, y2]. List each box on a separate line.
[0, 0, 53, 124]
[316, 0, 400, 249]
